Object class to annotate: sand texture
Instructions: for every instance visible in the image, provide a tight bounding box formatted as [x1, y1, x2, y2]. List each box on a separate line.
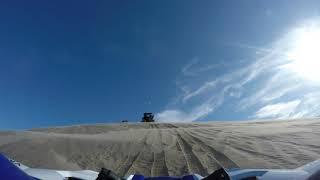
[0, 119, 319, 176]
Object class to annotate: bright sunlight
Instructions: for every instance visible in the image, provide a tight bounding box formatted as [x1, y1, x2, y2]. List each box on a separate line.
[287, 24, 320, 82]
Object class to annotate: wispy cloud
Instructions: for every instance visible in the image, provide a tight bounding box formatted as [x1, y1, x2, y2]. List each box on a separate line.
[253, 100, 301, 119]
[181, 57, 267, 103]
[290, 92, 320, 118]
[157, 86, 226, 122]
[181, 57, 222, 78]
[237, 70, 302, 111]
[181, 57, 199, 77]
[157, 18, 320, 122]
[156, 110, 192, 122]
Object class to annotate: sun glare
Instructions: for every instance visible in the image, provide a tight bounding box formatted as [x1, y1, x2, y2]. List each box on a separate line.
[287, 25, 320, 82]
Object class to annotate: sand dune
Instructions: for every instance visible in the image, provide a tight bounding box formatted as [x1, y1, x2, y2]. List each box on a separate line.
[0, 120, 319, 177]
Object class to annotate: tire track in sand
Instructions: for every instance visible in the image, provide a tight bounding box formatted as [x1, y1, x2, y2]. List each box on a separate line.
[150, 124, 169, 176]
[176, 132, 207, 175]
[116, 152, 141, 176]
[116, 131, 151, 176]
[151, 151, 168, 176]
[165, 124, 178, 129]
[182, 130, 239, 169]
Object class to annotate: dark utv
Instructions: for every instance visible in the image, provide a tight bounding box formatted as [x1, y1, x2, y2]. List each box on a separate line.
[141, 113, 155, 122]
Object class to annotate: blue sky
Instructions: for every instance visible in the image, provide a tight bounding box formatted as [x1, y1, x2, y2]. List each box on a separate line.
[1, 1, 320, 129]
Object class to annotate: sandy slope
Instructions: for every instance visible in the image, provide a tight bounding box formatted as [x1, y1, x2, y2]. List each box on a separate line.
[0, 119, 319, 176]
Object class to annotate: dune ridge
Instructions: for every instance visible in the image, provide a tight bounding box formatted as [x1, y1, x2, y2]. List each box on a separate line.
[0, 120, 319, 176]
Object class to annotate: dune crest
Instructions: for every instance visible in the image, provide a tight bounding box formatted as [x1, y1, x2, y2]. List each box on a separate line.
[0, 120, 319, 176]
